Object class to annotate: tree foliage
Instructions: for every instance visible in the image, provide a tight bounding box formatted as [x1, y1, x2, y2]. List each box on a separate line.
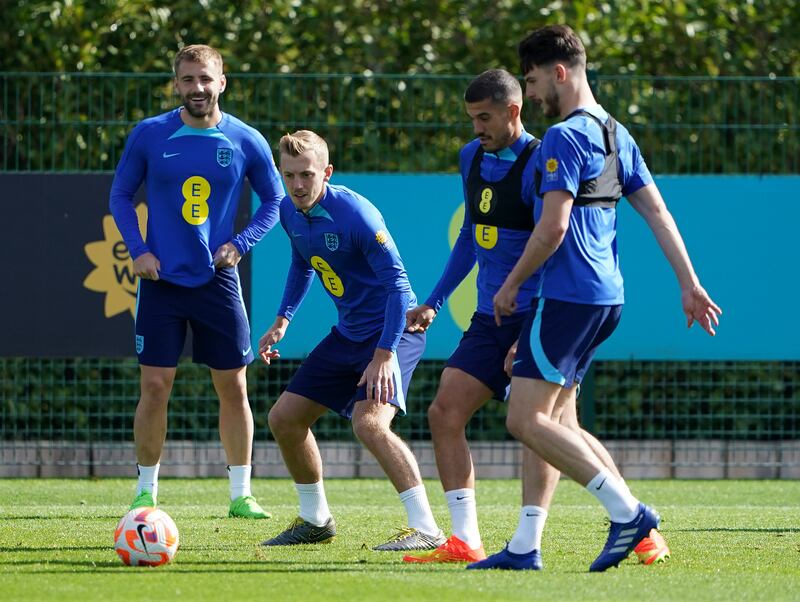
[3, 0, 799, 76]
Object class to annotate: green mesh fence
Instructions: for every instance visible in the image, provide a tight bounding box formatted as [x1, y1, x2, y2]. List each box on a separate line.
[2, 72, 798, 173]
[1, 358, 798, 476]
[1, 72, 798, 475]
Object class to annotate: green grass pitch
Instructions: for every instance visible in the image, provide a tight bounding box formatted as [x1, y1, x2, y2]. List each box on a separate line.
[1, 478, 799, 601]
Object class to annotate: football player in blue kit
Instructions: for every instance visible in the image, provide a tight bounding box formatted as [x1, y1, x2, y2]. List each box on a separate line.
[258, 130, 445, 551]
[478, 25, 721, 572]
[404, 69, 666, 568]
[109, 44, 283, 519]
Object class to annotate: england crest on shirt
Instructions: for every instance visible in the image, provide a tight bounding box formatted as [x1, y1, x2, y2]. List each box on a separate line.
[324, 232, 339, 251]
[216, 148, 233, 167]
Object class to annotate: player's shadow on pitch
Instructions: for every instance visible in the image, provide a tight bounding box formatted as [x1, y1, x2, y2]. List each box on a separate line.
[676, 527, 800, 533]
[0, 545, 109, 553]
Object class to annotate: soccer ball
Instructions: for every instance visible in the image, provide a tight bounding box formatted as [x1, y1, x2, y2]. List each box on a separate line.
[114, 507, 179, 566]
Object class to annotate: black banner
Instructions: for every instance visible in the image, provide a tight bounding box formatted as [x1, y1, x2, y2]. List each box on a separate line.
[0, 174, 252, 357]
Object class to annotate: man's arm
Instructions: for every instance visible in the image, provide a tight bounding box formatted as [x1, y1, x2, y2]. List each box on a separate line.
[224, 134, 285, 262]
[109, 124, 160, 279]
[493, 190, 573, 324]
[627, 183, 721, 335]
[276, 241, 315, 322]
[406, 206, 476, 332]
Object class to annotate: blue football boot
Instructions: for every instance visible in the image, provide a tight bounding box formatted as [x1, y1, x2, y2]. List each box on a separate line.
[467, 545, 543, 571]
[589, 503, 660, 572]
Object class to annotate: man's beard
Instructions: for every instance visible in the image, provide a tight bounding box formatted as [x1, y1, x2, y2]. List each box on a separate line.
[182, 94, 216, 118]
[542, 89, 560, 118]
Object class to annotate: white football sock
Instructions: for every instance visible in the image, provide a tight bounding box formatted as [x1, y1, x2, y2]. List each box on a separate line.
[399, 485, 439, 536]
[586, 470, 639, 523]
[508, 505, 548, 554]
[296, 481, 332, 526]
[228, 465, 252, 501]
[136, 463, 160, 501]
[445, 488, 481, 549]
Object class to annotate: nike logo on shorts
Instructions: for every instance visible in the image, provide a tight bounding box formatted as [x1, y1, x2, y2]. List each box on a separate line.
[242, 346, 252, 356]
[162, 152, 180, 158]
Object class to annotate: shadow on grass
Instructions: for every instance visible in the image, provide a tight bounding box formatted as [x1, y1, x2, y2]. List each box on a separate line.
[2, 515, 124, 520]
[0, 558, 458, 574]
[665, 527, 800, 533]
[0, 546, 110, 553]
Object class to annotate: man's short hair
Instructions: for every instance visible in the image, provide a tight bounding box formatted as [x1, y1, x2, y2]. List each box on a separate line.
[173, 44, 224, 75]
[279, 130, 330, 165]
[464, 69, 523, 105]
[518, 25, 587, 75]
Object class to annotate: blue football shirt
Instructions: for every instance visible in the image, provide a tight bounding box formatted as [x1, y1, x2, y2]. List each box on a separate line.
[277, 184, 416, 352]
[426, 131, 541, 316]
[536, 105, 653, 305]
[110, 108, 284, 287]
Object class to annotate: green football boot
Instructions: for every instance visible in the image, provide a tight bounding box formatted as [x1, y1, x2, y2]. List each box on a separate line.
[129, 490, 156, 510]
[228, 495, 272, 519]
[260, 516, 336, 546]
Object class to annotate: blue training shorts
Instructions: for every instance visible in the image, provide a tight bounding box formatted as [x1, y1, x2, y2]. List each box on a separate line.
[513, 298, 622, 387]
[134, 266, 253, 370]
[446, 311, 526, 401]
[285, 327, 426, 419]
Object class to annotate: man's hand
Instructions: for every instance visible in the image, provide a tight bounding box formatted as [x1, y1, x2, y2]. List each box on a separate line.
[133, 252, 161, 281]
[357, 347, 395, 402]
[406, 304, 436, 333]
[493, 281, 520, 326]
[213, 242, 242, 268]
[258, 316, 289, 364]
[682, 284, 722, 336]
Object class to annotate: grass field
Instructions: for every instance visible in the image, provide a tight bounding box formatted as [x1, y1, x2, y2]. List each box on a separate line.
[1, 478, 798, 601]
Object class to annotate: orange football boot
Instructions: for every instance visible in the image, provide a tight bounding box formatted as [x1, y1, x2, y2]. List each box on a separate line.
[403, 534, 486, 563]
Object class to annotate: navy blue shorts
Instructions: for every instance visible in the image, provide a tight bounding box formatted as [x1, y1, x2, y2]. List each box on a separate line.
[446, 311, 527, 401]
[286, 327, 426, 419]
[134, 267, 253, 370]
[513, 298, 622, 387]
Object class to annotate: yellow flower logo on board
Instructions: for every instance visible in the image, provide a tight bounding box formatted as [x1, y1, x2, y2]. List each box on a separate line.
[83, 203, 148, 319]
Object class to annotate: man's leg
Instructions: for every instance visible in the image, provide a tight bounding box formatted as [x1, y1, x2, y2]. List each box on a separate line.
[211, 366, 270, 518]
[428, 368, 492, 548]
[351, 398, 442, 549]
[505, 377, 658, 572]
[562, 391, 671, 565]
[131, 365, 176, 508]
[467, 385, 568, 571]
[261, 392, 335, 545]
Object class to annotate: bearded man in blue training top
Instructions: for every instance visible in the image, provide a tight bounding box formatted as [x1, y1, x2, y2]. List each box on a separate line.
[257, 130, 445, 551]
[110, 44, 283, 519]
[478, 25, 721, 572]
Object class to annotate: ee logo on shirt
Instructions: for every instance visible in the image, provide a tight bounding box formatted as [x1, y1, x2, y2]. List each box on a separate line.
[478, 187, 494, 214]
[181, 176, 211, 225]
[310, 255, 345, 297]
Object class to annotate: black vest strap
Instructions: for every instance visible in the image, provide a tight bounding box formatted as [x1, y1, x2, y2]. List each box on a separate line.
[534, 110, 623, 209]
[465, 138, 540, 232]
[567, 109, 622, 208]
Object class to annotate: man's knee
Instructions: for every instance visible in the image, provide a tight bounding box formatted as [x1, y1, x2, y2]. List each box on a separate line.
[352, 411, 389, 448]
[268, 399, 296, 438]
[428, 393, 473, 432]
[140, 370, 173, 404]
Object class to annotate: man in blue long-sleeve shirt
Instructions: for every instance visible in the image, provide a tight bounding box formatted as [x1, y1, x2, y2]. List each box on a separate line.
[109, 44, 282, 519]
[257, 130, 444, 551]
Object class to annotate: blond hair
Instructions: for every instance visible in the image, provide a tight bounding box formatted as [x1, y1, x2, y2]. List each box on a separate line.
[279, 130, 330, 165]
[173, 44, 223, 75]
